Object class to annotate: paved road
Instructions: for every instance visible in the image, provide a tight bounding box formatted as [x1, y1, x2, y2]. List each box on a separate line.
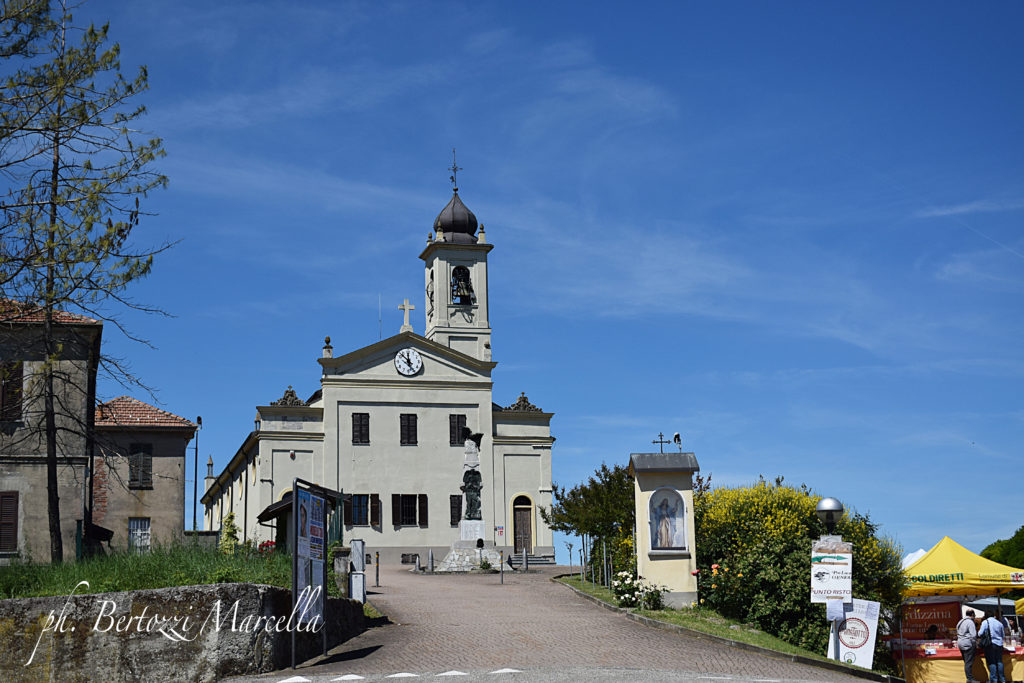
[231, 566, 872, 682]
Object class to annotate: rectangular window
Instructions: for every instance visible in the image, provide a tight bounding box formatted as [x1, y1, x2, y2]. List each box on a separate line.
[349, 494, 369, 526]
[400, 414, 417, 445]
[370, 494, 381, 527]
[392, 493, 426, 526]
[0, 491, 18, 552]
[0, 361, 23, 422]
[450, 494, 462, 526]
[352, 413, 370, 444]
[128, 443, 153, 489]
[129, 517, 151, 554]
[449, 414, 467, 446]
[401, 494, 417, 526]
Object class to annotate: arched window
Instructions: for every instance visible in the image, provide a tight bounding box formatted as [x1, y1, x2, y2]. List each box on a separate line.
[451, 266, 474, 305]
[649, 488, 686, 550]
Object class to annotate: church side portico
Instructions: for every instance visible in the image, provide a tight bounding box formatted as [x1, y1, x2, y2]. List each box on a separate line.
[203, 182, 555, 564]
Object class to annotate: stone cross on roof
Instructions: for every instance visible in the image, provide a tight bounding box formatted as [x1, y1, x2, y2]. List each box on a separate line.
[399, 298, 415, 333]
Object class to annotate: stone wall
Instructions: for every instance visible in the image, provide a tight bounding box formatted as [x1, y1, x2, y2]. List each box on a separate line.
[0, 582, 364, 682]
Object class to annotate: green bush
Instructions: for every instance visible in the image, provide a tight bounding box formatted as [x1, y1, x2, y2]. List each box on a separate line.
[694, 477, 905, 672]
[612, 571, 667, 609]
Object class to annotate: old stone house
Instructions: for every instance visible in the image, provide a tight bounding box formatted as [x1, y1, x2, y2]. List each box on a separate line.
[93, 397, 197, 553]
[0, 300, 195, 562]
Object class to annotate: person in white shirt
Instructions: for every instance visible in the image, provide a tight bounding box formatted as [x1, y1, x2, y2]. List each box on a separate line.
[956, 609, 979, 683]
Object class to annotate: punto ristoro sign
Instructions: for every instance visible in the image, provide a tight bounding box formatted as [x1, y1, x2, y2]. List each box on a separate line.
[811, 539, 853, 603]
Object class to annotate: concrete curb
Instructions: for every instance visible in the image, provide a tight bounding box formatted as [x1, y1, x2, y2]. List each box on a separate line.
[552, 574, 905, 683]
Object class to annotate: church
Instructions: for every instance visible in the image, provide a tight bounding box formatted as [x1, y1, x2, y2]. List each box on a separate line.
[202, 185, 556, 564]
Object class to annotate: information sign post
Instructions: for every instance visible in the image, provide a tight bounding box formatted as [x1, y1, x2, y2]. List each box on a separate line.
[290, 478, 338, 670]
[812, 537, 853, 662]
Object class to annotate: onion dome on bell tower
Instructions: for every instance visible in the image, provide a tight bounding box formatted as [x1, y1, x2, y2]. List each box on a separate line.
[433, 190, 478, 244]
[433, 149, 479, 245]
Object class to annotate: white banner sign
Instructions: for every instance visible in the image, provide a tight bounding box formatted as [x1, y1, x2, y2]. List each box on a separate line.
[827, 598, 880, 669]
[811, 539, 853, 603]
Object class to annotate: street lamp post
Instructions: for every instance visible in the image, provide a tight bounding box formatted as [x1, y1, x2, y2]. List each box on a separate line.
[192, 416, 202, 531]
[816, 496, 846, 662]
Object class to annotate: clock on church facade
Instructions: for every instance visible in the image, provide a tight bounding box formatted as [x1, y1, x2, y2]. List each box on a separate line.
[202, 187, 556, 565]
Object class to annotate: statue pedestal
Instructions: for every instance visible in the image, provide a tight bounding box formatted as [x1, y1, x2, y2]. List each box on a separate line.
[459, 520, 485, 543]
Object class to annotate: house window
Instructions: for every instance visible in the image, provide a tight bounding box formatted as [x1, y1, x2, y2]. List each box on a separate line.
[0, 491, 18, 552]
[400, 414, 417, 445]
[0, 361, 23, 422]
[370, 493, 381, 527]
[129, 443, 153, 489]
[450, 494, 462, 526]
[352, 413, 370, 444]
[129, 517, 151, 553]
[347, 494, 369, 526]
[449, 414, 467, 446]
[392, 493, 428, 527]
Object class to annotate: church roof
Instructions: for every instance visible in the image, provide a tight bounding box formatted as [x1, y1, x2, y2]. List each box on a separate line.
[96, 396, 196, 430]
[433, 191, 478, 244]
[319, 330, 497, 374]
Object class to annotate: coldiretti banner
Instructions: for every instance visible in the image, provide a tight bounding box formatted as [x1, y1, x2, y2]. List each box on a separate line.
[904, 536, 1024, 597]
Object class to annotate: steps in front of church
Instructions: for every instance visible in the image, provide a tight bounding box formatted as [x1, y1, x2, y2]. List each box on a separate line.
[507, 553, 556, 568]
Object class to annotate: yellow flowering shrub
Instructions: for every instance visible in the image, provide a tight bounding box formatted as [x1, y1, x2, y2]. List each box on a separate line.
[694, 477, 904, 672]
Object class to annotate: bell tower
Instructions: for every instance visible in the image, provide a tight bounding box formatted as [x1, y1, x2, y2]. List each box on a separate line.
[420, 186, 493, 361]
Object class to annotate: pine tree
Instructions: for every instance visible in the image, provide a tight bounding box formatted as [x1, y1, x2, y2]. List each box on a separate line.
[0, 0, 168, 563]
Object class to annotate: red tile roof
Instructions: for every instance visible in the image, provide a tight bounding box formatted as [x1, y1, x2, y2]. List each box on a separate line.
[95, 396, 196, 430]
[0, 299, 100, 325]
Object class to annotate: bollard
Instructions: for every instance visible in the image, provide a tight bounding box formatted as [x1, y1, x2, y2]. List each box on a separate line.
[375, 551, 380, 587]
[500, 550, 504, 584]
[429, 548, 434, 573]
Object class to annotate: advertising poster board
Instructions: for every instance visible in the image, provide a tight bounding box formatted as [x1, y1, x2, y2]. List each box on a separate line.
[827, 598, 881, 669]
[811, 539, 853, 603]
[901, 601, 960, 640]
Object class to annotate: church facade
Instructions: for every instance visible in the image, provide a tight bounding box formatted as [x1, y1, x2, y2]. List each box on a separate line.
[202, 188, 556, 563]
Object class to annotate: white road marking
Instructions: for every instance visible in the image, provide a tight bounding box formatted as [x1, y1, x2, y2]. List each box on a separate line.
[278, 677, 312, 683]
[387, 675, 420, 679]
[332, 676, 367, 681]
[489, 670, 522, 674]
[436, 673, 468, 677]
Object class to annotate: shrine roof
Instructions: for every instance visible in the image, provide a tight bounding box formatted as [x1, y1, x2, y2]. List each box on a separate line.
[629, 452, 700, 474]
[96, 396, 196, 430]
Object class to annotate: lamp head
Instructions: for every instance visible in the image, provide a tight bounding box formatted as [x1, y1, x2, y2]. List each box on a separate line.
[816, 497, 844, 534]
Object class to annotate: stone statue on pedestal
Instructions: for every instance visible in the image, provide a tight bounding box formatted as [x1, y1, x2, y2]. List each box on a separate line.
[461, 429, 484, 521]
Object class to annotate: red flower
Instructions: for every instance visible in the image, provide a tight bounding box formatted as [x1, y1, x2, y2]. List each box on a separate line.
[691, 570, 700, 575]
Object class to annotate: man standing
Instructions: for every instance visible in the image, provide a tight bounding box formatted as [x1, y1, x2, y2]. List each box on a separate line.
[979, 610, 1007, 683]
[957, 608, 979, 683]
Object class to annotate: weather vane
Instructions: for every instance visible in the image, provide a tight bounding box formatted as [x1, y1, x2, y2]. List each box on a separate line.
[448, 148, 462, 191]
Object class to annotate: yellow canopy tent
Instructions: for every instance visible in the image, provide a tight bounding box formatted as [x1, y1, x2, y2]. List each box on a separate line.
[904, 536, 1024, 597]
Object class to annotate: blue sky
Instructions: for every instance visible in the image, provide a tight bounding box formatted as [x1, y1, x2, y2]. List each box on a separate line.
[64, 1, 1023, 562]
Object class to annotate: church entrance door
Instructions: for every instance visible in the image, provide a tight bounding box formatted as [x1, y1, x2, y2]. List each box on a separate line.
[513, 495, 532, 555]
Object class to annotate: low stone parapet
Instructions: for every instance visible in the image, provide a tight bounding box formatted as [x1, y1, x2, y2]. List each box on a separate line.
[0, 582, 364, 682]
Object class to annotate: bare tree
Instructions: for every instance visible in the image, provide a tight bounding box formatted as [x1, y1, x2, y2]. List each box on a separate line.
[0, 0, 168, 562]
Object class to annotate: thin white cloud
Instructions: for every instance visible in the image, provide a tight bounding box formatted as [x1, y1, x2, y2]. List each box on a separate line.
[915, 197, 1024, 218]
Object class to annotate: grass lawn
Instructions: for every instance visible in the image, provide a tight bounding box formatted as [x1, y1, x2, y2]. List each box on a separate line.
[0, 544, 366, 615]
[558, 576, 843, 666]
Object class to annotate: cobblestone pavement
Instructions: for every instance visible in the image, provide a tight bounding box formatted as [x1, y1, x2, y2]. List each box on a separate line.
[240, 566, 871, 682]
